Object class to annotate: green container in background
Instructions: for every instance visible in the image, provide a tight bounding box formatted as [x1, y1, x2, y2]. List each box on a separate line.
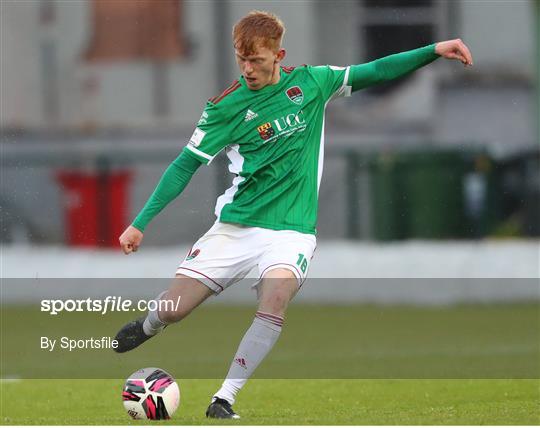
[404, 150, 468, 238]
[369, 152, 407, 241]
[370, 149, 475, 240]
[466, 153, 502, 237]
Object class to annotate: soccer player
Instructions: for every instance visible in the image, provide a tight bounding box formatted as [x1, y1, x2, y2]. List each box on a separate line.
[114, 10, 473, 419]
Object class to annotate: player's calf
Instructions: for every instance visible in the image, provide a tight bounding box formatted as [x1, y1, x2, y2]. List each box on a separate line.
[114, 276, 213, 353]
[157, 276, 214, 323]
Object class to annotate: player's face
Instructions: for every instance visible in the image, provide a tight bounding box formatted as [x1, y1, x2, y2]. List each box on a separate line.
[235, 44, 285, 90]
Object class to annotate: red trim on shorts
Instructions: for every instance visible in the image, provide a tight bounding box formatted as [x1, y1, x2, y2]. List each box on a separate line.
[176, 267, 224, 292]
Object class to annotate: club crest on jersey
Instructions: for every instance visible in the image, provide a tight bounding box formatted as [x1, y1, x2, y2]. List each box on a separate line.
[286, 86, 303, 105]
[257, 122, 275, 140]
[186, 249, 200, 261]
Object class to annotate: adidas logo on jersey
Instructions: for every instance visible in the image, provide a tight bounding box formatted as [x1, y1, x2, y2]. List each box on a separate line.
[244, 109, 258, 122]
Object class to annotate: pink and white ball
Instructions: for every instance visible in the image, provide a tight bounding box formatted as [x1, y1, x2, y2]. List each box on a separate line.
[122, 368, 180, 420]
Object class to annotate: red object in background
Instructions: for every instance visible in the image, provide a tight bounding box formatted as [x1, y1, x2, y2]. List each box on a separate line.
[56, 171, 131, 247]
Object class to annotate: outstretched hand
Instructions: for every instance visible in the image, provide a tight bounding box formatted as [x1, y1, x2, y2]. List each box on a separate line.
[435, 39, 473, 67]
[119, 225, 143, 255]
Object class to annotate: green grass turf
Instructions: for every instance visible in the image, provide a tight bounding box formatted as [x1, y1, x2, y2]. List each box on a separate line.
[1, 379, 539, 425]
[2, 304, 539, 379]
[1, 303, 539, 424]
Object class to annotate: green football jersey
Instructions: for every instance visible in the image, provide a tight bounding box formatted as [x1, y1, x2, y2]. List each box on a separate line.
[185, 65, 352, 235]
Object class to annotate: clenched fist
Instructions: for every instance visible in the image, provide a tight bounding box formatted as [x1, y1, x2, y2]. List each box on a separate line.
[119, 225, 144, 255]
[435, 39, 474, 67]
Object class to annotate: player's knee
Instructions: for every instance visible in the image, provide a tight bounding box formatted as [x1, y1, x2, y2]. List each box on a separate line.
[259, 269, 298, 314]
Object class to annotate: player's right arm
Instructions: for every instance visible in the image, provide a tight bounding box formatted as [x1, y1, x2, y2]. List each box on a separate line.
[119, 102, 230, 255]
[119, 149, 202, 254]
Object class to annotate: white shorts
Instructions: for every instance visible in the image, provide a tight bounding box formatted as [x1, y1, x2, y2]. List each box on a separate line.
[176, 222, 316, 294]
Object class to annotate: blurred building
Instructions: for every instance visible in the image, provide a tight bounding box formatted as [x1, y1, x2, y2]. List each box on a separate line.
[1, 0, 538, 244]
[2, 0, 537, 144]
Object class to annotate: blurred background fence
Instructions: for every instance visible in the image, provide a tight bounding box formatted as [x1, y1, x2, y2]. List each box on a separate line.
[2, 139, 539, 246]
[1, 0, 539, 247]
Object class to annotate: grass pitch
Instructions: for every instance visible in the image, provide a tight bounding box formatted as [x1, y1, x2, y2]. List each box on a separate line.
[1, 379, 539, 425]
[1, 303, 539, 424]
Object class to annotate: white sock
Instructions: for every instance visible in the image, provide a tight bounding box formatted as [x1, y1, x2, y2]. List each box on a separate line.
[213, 311, 283, 405]
[142, 291, 167, 336]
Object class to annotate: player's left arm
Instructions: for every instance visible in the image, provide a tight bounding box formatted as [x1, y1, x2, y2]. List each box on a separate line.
[350, 39, 473, 92]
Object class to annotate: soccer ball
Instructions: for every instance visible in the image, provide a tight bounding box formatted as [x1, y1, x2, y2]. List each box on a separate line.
[122, 367, 180, 420]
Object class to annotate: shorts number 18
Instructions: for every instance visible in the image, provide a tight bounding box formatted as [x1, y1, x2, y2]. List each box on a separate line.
[296, 253, 308, 274]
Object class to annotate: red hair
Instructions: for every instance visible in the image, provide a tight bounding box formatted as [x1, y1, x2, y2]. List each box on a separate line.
[232, 10, 285, 55]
